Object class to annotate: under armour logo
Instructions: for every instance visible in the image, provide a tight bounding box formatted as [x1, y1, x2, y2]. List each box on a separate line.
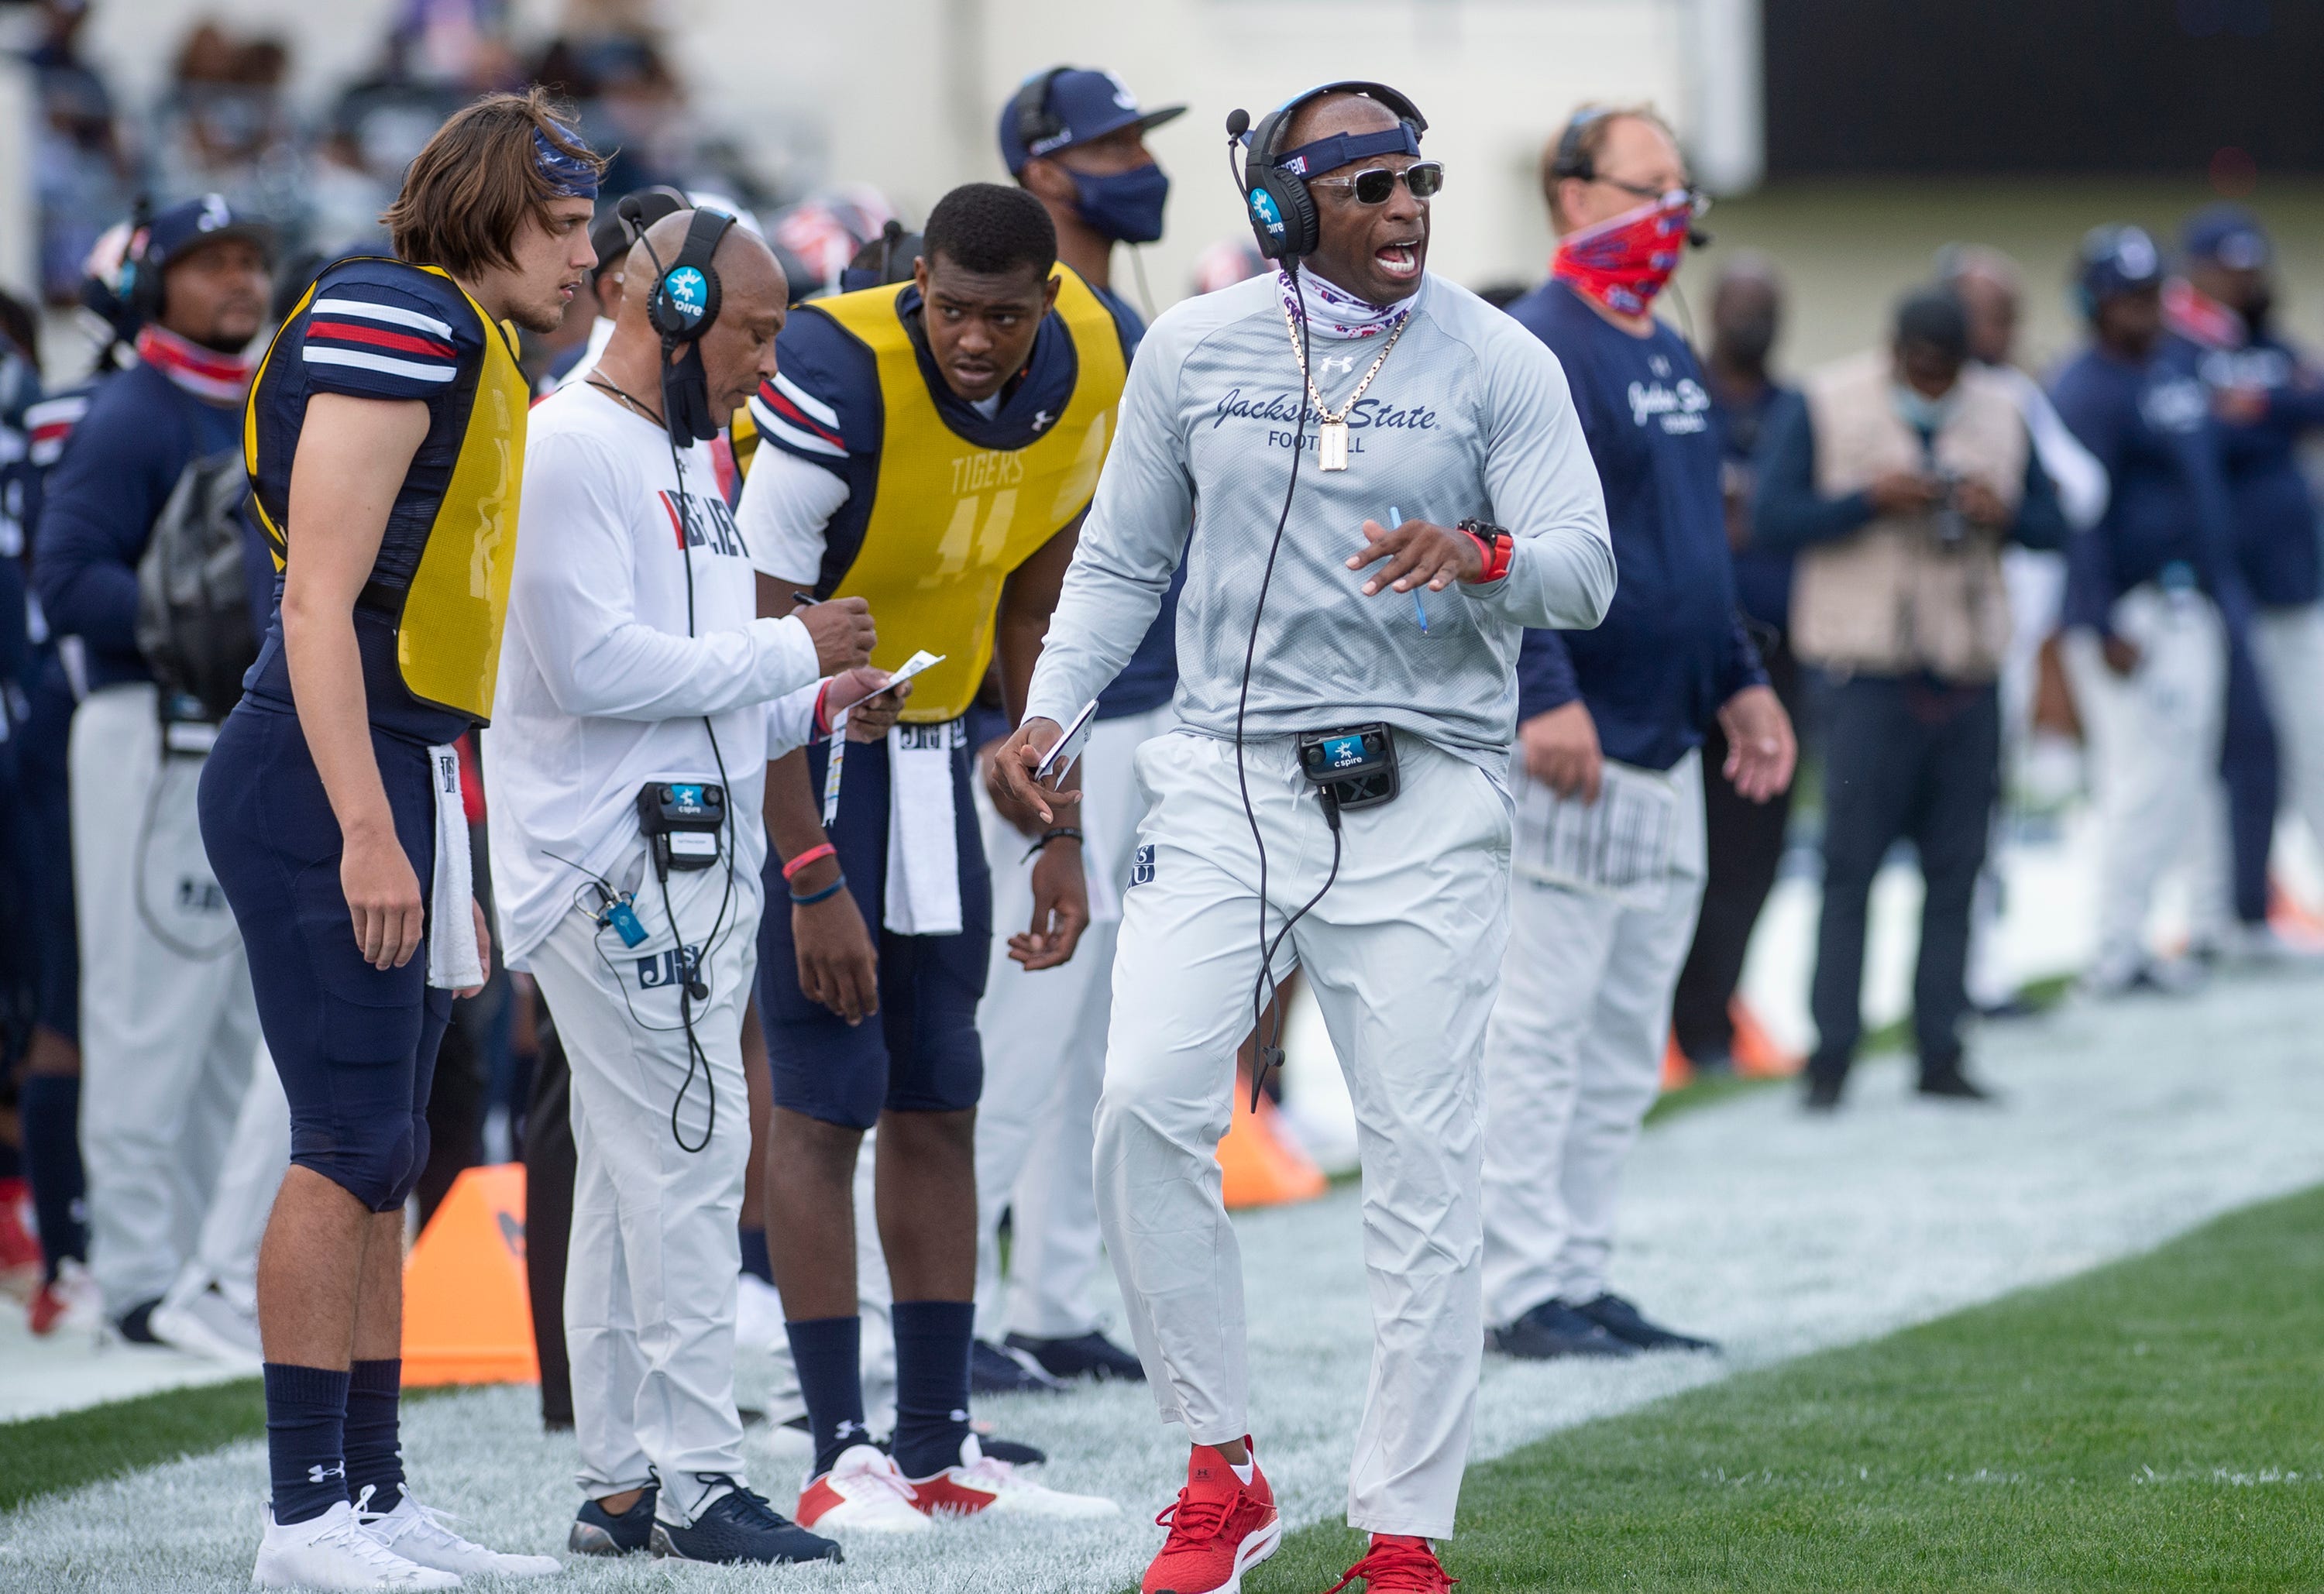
[833, 1419, 866, 1441]
[308, 1462, 346, 1484]
[1030, 409, 1056, 432]
[1649, 354, 1671, 378]
[949, 1408, 970, 1424]
[1318, 355, 1356, 376]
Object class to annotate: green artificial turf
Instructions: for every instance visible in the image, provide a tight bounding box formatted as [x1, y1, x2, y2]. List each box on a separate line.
[0, 1379, 264, 1514]
[1248, 1182, 2324, 1592]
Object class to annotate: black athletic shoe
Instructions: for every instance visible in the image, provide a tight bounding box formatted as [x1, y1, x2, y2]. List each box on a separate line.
[1489, 1299, 1638, 1361]
[1917, 1069, 1996, 1103]
[1574, 1293, 1720, 1354]
[114, 1297, 163, 1345]
[970, 1337, 1065, 1394]
[571, 1485, 658, 1556]
[1684, 1047, 1737, 1078]
[1803, 1074, 1844, 1113]
[977, 1434, 1049, 1466]
[1007, 1329, 1148, 1383]
[649, 1479, 841, 1565]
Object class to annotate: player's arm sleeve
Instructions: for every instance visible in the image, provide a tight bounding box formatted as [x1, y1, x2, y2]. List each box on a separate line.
[1752, 390, 1875, 551]
[763, 678, 824, 759]
[2020, 382, 2109, 531]
[1514, 627, 1581, 721]
[1466, 334, 1614, 630]
[1718, 609, 1769, 702]
[29, 398, 169, 653]
[511, 431, 818, 720]
[734, 437, 848, 584]
[297, 280, 479, 400]
[1023, 333, 1191, 729]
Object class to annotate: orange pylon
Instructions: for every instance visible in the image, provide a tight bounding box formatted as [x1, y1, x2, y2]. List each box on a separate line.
[1219, 1074, 1327, 1209]
[401, 1163, 538, 1386]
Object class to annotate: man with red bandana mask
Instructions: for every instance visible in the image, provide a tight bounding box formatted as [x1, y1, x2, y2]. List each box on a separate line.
[1486, 105, 1794, 1361]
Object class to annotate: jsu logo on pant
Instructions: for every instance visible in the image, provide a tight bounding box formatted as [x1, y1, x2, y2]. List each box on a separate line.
[1130, 844, 1156, 887]
[637, 944, 704, 990]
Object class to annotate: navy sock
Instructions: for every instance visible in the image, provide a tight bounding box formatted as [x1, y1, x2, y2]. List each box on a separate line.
[890, 1300, 975, 1481]
[737, 1226, 772, 1284]
[20, 1074, 87, 1278]
[343, 1359, 406, 1513]
[264, 1362, 352, 1526]
[785, 1315, 866, 1479]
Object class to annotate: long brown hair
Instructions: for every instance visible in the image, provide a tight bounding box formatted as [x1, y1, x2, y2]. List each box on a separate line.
[381, 88, 605, 278]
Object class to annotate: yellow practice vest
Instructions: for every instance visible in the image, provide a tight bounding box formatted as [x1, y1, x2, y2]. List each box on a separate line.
[246, 264, 529, 725]
[807, 270, 1125, 723]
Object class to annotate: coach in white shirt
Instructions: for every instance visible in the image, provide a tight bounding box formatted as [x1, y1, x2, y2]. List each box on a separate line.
[486, 211, 895, 1563]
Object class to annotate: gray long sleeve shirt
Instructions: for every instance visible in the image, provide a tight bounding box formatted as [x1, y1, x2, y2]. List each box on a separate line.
[1024, 272, 1614, 767]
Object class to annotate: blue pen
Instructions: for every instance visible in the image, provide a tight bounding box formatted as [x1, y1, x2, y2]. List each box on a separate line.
[1392, 507, 1428, 633]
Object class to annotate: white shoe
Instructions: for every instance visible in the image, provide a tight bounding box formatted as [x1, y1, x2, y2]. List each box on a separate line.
[150, 1283, 263, 1369]
[902, 1434, 1120, 1520]
[356, 1488, 562, 1579]
[253, 1500, 462, 1590]
[735, 1273, 786, 1354]
[793, 1444, 931, 1534]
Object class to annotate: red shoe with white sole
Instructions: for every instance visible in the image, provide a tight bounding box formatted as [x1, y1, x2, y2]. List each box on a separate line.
[1141, 1440, 1281, 1594]
[794, 1444, 929, 1534]
[902, 1434, 1120, 1520]
[1322, 1534, 1456, 1592]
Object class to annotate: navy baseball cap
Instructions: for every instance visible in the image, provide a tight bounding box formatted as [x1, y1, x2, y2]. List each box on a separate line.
[141, 194, 275, 275]
[2182, 203, 2271, 271]
[2077, 224, 2164, 305]
[999, 67, 1186, 173]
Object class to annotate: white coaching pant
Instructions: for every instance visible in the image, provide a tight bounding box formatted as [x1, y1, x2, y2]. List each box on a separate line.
[1479, 752, 1707, 1328]
[972, 704, 1164, 1344]
[2252, 603, 2324, 862]
[2062, 586, 2227, 982]
[528, 850, 756, 1511]
[70, 682, 262, 1314]
[1096, 729, 1511, 1540]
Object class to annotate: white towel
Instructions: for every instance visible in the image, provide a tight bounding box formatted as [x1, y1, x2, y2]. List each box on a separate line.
[425, 743, 486, 990]
[883, 720, 964, 936]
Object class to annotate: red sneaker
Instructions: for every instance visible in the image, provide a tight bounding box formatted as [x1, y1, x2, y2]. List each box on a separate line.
[1141, 1440, 1281, 1594]
[0, 1177, 41, 1298]
[1322, 1534, 1457, 1592]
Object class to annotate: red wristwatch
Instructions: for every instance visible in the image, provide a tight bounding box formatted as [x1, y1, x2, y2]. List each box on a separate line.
[1457, 518, 1514, 584]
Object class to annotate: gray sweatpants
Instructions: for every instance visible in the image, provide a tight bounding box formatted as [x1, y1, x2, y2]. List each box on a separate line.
[1095, 729, 1511, 1540]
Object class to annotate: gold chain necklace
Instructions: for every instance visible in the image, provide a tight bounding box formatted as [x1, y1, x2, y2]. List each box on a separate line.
[1280, 295, 1409, 472]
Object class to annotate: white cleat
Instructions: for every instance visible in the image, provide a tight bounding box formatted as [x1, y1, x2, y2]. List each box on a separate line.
[356, 1488, 562, 1579]
[793, 1444, 932, 1534]
[150, 1283, 263, 1369]
[253, 1500, 462, 1590]
[903, 1434, 1121, 1521]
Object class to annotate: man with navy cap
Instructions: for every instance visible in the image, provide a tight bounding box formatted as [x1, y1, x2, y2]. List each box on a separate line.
[969, 66, 1187, 1392]
[2051, 225, 2246, 995]
[32, 194, 279, 1350]
[2167, 204, 2324, 963]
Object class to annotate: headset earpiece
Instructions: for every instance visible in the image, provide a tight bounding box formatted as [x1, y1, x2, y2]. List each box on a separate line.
[1233, 81, 1427, 264]
[1011, 66, 1071, 163]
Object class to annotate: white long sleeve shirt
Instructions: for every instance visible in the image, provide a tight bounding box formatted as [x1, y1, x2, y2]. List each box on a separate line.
[486, 382, 823, 967]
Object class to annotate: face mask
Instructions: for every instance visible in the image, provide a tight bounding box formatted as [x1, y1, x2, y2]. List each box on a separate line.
[1550, 194, 1692, 317]
[1071, 162, 1169, 245]
[1890, 380, 1958, 434]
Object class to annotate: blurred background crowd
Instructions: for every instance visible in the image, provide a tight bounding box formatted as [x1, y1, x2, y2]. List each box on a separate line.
[4, 0, 2323, 1370]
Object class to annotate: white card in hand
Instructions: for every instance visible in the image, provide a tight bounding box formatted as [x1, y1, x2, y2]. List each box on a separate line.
[1035, 698, 1101, 787]
[820, 651, 947, 828]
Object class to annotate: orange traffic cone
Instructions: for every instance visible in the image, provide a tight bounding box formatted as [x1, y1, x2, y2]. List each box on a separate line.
[1219, 1075, 1327, 1210]
[1728, 999, 1803, 1077]
[401, 1163, 538, 1386]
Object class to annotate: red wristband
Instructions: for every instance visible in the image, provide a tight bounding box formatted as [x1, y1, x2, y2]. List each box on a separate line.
[813, 679, 835, 736]
[781, 843, 836, 883]
[1463, 527, 1514, 584]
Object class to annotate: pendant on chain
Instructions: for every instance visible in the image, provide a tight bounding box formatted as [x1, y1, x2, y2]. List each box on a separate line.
[1318, 418, 1349, 471]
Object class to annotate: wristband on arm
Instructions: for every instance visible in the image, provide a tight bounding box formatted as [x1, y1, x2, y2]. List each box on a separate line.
[781, 843, 836, 883]
[1458, 517, 1514, 584]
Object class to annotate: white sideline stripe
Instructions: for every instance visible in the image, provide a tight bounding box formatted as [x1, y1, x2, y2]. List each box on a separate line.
[5, 971, 2323, 1592]
[753, 403, 844, 459]
[310, 297, 456, 339]
[773, 369, 840, 429]
[301, 346, 456, 384]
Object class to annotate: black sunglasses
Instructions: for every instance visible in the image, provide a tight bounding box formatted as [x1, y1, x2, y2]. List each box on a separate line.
[1309, 162, 1446, 204]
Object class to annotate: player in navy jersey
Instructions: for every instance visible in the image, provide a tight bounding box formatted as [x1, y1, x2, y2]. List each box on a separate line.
[198, 91, 602, 1590]
[1484, 106, 1793, 1362]
[974, 63, 1189, 1390]
[734, 183, 1126, 1532]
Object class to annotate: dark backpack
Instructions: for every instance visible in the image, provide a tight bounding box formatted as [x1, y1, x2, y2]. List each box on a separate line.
[135, 448, 259, 724]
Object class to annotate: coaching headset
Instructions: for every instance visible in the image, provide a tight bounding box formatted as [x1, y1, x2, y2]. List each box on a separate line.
[1229, 81, 1428, 263]
[618, 194, 738, 446]
[1009, 66, 1074, 161]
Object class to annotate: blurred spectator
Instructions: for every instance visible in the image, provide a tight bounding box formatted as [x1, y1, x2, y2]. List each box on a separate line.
[151, 23, 308, 248]
[2166, 205, 2324, 964]
[1189, 235, 1266, 295]
[1470, 280, 1528, 311]
[1671, 252, 1800, 1074]
[2052, 226, 2246, 997]
[770, 185, 899, 297]
[29, 196, 284, 1349]
[1758, 286, 2067, 1109]
[25, 0, 134, 304]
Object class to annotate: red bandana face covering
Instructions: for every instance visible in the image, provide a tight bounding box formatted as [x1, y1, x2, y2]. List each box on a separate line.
[135, 322, 258, 405]
[1550, 194, 1693, 318]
